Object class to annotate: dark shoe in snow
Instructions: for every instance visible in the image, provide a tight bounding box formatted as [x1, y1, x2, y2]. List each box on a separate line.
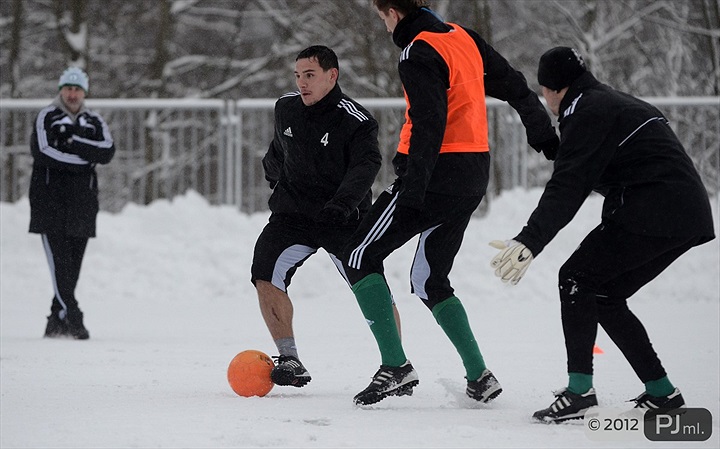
[44, 313, 69, 338]
[631, 387, 685, 410]
[631, 388, 685, 419]
[354, 360, 419, 406]
[466, 369, 503, 403]
[271, 355, 311, 387]
[532, 387, 598, 423]
[65, 309, 90, 340]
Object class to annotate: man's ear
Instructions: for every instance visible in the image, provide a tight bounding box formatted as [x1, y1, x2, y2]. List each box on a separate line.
[389, 7, 401, 21]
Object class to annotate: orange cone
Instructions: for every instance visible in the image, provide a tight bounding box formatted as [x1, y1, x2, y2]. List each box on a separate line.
[593, 344, 604, 354]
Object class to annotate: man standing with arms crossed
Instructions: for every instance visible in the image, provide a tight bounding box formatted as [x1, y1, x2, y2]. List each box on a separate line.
[343, 1, 559, 406]
[30, 67, 115, 340]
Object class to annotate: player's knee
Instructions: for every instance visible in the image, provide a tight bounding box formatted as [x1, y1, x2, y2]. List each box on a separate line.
[558, 271, 599, 305]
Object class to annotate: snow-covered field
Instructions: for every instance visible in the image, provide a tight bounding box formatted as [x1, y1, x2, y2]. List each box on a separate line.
[1, 188, 718, 448]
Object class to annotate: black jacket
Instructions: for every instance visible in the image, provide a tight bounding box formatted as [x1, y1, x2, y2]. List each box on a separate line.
[29, 97, 115, 238]
[391, 8, 558, 208]
[515, 72, 715, 256]
[263, 84, 381, 220]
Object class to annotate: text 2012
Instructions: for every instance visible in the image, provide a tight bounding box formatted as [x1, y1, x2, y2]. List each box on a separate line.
[603, 418, 639, 431]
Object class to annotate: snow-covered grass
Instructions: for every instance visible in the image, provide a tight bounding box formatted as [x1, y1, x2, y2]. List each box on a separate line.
[1, 189, 718, 448]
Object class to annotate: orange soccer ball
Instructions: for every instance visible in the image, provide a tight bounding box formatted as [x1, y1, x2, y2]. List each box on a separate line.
[227, 350, 274, 397]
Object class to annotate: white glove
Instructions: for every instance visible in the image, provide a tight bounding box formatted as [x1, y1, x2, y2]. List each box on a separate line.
[489, 240, 534, 285]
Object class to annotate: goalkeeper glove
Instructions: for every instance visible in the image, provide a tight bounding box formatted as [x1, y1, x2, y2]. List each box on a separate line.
[489, 240, 534, 285]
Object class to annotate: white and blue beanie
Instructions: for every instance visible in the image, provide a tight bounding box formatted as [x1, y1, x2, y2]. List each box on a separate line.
[58, 67, 89, 92]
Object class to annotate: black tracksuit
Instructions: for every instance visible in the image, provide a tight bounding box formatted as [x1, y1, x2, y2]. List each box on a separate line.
[251, 84, 382, 291]
[29, 96, 115, 321]
[514, 72, 715, 381]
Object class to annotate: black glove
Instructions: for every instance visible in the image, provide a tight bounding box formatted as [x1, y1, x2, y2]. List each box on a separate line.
[51, 124, 74, 151]
[530, 134, 560, 161]
[76, 116, 98, 139]
[315, 204, 348, 227]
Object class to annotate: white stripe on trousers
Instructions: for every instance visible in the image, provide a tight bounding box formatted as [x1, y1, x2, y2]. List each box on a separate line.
[348, 194, 398, 269]
[41, 234, 68, 318]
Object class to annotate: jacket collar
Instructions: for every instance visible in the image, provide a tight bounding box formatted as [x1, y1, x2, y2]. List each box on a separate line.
[52, 94, 87, 120]
[558, 71, 601, 120]
[392, 8, 450, 49]
[304, 83, 343, 115]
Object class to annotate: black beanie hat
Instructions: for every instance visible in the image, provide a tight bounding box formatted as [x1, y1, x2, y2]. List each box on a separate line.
[537, 47, 586, 90]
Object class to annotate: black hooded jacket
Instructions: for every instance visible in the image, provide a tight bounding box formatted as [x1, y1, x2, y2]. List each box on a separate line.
[515, 72, 715, 256]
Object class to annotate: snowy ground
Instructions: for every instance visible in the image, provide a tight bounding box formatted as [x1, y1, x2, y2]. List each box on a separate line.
[1, 188, 718, 448]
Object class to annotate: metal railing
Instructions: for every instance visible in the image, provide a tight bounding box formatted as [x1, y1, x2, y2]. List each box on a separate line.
[2, 97, 718, 213]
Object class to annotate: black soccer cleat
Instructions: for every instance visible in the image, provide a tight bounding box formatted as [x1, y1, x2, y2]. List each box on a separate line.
[271, 355, 312, 387]
[532, 388, 598, 423]
[631, 388, 685, 411]
[466, 369, 503, 403]
[354, 360, 419, 406]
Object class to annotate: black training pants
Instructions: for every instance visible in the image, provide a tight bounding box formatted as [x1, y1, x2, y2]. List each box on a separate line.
[343, 181, 481, 309]
[558, 221, 700, 382]
[41, 233, 89, 318]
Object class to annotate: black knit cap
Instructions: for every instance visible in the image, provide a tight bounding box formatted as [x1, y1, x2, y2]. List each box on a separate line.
[537, 47, 586, 90]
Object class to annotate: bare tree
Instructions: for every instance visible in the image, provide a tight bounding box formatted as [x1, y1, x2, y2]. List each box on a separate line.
[701, 0, 720, 95]
[1, 0, 717, 208]
[6, 0, 23, 97]
[55, 0, 88, 67]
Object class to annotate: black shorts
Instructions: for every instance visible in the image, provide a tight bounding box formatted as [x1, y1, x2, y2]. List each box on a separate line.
[559, 220, 702, 300]
[251, 213, 358, 292]
[343, 181, 482, 306]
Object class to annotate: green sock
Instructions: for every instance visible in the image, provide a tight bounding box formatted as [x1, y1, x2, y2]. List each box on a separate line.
[645, 376, 675, 397]
[352, 274, 406, 366]
[567, 372, 593, 394]
[432, 296, 486, 381]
